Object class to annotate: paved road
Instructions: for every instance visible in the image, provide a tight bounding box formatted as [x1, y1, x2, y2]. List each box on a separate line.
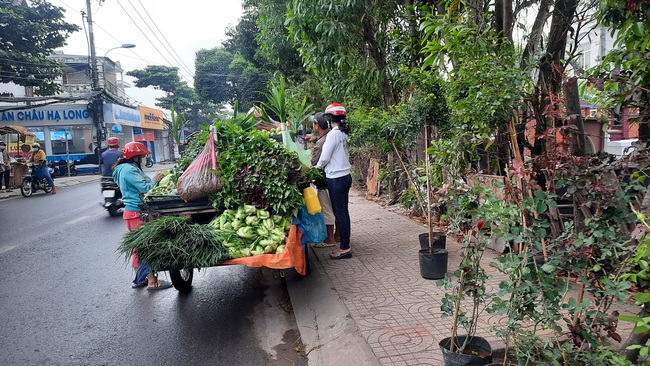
[0, 179, 306, 366]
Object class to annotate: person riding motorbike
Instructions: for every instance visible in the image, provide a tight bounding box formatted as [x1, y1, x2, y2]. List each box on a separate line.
[112, 142, 170, 290]
[27, 143, 56, 194]
[100, 137, 124, 215]
[100, 137, 122, 177]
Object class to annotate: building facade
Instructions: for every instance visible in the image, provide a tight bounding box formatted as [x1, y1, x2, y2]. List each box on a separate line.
[0, 53, 170, 166]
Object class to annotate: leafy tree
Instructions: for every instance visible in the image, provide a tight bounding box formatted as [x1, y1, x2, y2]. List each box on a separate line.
[0, 0, 79, 95]
[223, 8, 266, 70]
[127, 65, 219, 131]
[127, 65, 184, 93]
[243, 0, 306, 83]
[194, 48, 234, 106]
[285, 0, 415, 107]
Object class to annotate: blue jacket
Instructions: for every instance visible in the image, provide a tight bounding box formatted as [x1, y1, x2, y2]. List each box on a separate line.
[113, 163, 158, 212]
[100, 149, 122, 177]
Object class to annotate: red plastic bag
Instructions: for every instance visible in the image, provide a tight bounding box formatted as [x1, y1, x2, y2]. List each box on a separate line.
[177, 129, 222, 202]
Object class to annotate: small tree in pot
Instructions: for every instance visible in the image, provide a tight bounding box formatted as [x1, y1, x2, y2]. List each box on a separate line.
[438, 183, 517, 365]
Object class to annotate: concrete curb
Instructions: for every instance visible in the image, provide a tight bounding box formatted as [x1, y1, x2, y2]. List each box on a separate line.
[285, 246, 381, 366]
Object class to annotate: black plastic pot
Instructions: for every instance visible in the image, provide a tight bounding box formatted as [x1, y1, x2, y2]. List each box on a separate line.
[439, 336, 493, 366]
[418, 248, 448, 279]
[419, 232, 446, 251]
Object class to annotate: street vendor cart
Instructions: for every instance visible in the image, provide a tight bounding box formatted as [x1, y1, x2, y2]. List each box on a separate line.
[137, 195, 310, 294]
[120, 122, 318, 294]
[0, 125, 35, 188]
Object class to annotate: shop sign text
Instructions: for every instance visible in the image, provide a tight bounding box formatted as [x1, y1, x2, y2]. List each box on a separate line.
[1, 108, 90, 122]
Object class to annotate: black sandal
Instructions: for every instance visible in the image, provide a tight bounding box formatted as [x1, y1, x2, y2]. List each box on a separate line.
[330, 250, 352, 260]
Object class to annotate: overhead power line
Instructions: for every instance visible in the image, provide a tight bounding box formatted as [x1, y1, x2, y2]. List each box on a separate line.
[130, 0, 195, 78]
[53, 0, 188, 80]
[113, 0, 194, 83]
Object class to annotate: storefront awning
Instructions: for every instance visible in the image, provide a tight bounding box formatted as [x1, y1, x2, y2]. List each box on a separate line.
[0, 125, 36, 137]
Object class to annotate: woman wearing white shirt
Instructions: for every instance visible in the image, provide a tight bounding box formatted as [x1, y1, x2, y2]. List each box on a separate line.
[316, 103, 353, 259]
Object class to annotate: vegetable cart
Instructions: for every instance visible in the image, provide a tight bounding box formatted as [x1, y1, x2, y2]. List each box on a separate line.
[138, 195, 310, 294]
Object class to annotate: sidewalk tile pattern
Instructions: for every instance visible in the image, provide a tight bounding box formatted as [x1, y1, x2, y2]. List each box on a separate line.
[309, 189, 637, 366]
[310, 190, 489, 365]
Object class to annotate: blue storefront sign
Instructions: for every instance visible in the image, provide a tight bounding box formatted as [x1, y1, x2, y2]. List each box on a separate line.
[0, 104, 92, 126]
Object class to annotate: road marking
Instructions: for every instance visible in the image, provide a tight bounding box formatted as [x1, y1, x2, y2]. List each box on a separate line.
[66, 216, 89, 225]
[0, 246, 16, 254]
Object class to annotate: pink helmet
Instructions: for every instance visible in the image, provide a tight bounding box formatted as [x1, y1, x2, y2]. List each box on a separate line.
[107, 137, 119, 148]
[324, 103, 346, 116]
[121, 142, 151, 160]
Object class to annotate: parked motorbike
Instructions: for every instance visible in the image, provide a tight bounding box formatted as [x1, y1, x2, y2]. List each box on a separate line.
[100, 177, 124, 216]
[145, 155, 154, 168]
[20, 162, 54, 197]
[49, 160, 78, 177]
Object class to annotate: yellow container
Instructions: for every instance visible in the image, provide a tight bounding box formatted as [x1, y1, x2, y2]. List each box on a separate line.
[303, 186, 322, 215]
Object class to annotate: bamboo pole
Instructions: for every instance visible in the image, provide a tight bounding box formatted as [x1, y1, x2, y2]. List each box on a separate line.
[391, 142, 426, 215]
[572, 273, 586, 329]
[508, 117, 548, 261]
[450, 230, 471, 353]
[425, 126, 432, 251]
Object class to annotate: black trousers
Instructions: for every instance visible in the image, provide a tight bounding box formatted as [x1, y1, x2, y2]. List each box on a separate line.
[1, 169, 10, 189]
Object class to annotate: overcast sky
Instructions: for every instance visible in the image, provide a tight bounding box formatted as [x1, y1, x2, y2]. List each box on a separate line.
[51, 0, 244, 109]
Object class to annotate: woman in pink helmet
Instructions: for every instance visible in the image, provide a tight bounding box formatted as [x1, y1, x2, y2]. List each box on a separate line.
[113, 142, 171, 290]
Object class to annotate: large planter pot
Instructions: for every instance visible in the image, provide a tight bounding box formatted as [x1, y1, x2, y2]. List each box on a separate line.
[418, 248, 448, 280]
[419, 232, 446, 251]
[439, 336, 493, 366]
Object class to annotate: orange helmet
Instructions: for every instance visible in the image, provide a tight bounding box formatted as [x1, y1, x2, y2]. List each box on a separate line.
[107, 137, 119, 148]
[324, 103, 346, 116]
[121, 142, 151, 160]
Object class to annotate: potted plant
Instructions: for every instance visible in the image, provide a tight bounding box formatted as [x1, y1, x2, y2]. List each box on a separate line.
[438, 183, 497, 366]
[418, 126, 449, 280]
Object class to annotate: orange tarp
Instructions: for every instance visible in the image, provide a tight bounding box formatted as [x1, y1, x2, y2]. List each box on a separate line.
[220, 224, 307, 275]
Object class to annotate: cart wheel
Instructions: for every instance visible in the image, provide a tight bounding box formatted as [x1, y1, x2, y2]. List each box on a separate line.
[169, 268, 193, 293]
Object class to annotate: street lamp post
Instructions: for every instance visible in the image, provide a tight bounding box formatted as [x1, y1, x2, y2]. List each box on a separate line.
[103, 43, 136, 59]
[86, 0, 135, 174]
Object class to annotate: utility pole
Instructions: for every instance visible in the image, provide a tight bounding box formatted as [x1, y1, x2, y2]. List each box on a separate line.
[86, 0, 103, 173]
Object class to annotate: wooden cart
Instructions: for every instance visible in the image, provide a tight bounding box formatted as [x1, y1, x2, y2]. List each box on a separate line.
[139, 195, 310, 293]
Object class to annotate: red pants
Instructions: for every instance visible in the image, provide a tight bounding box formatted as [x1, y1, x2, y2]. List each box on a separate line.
[123, 210, 144, 268]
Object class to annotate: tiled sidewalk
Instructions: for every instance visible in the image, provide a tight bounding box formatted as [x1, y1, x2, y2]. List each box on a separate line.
[309, 189, 637, 366]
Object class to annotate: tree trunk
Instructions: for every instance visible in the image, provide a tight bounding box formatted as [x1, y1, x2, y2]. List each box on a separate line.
[405, 0, 419, 70]
[361, 13, 395, 106]
[533, 0, 578, 158]
[521, 0, 550, 68]
[502, 0, 513, 42]
[563, 78, 588, 156]
[494, 0, 504, 37]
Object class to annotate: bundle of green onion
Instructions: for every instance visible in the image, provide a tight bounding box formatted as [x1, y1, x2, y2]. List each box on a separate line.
[117, 216, 227, 271]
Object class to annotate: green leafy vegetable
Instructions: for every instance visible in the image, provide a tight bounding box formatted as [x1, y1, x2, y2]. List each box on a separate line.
[117, 216, 227, 271]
